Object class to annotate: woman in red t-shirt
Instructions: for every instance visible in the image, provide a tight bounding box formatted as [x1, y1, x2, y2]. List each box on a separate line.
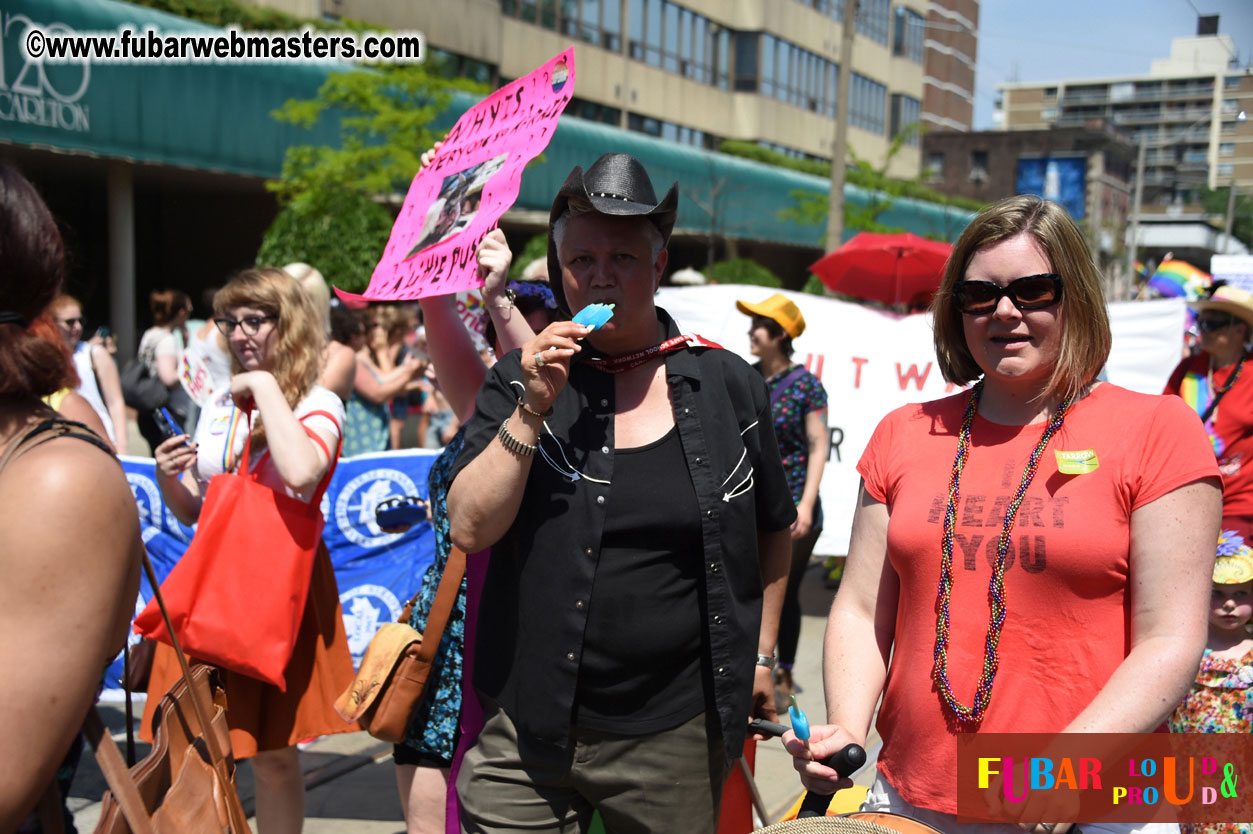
[786, 196, 1222, 834]
[1164, 285, 1253, 540]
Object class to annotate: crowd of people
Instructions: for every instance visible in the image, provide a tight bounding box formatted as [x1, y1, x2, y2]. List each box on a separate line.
[1, 148, 1250, 834]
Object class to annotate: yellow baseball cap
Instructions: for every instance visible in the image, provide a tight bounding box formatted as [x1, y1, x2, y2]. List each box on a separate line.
[736, 293, 806, 339]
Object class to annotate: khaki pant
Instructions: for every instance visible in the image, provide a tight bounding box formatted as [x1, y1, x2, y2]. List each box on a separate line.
[458, 706, 727, 834]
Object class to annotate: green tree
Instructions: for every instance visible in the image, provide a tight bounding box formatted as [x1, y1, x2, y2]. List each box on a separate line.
[508, 234, 551, 280]
[259, 64, 488, 292]
[706, 258, 782, 288]
[1199, 186, 1253, 252]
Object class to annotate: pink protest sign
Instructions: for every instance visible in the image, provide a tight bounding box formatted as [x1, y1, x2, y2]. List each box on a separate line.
[337, 49, 574, 303]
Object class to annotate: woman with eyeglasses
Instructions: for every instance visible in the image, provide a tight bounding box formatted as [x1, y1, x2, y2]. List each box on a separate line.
[786, 196, 1221, 834]
[144, 267, 357, 834]
[1165, 285, 1253, 542]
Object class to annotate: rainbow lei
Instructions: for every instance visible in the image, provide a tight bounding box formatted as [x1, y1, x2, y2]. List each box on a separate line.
[933, 380, 1073, 724]
[1178, 354, 1245, 456]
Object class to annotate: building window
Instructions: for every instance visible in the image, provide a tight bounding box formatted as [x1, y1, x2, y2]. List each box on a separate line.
[1220, 142, 1236, 157]
[1223, 98, 1240, 114]
[890, 93, 921, 144]
[1225, 75, 1242, 90]
[970, 149, 988, 182]
[1218, 162, 1235, 177]
[628, 112, 715, 147]
[757, 34, 838, 116]
[850, 72, 887, 134]
[601, 0, 622, 51]
[569, 97, 622, 124]
[892, 7, 924, 64]
[925, 151, 944, 180]
[625, 0, 727, 86]
[1044, 87, 1057, 99]
[860, 0, 891, 45]
[734, 31, 759, 92]
[1222, 120, 1239, 133]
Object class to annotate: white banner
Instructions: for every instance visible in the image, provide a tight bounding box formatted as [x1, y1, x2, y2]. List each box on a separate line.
[656, 286, 1187, 555]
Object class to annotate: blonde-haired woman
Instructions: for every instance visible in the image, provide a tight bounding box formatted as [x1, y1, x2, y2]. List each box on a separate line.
[788, 196, 1222, 833]
[143, 267, 357, 834]
[284, 262, 358, 403]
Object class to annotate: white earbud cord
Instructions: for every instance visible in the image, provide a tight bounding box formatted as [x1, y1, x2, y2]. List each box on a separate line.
[509, 380, 611, 484]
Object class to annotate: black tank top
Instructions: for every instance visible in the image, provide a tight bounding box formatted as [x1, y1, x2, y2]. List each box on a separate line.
[573, 426, 711, 735]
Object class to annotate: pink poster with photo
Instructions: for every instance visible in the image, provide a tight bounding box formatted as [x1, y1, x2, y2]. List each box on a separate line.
[337, 49, 575, 303]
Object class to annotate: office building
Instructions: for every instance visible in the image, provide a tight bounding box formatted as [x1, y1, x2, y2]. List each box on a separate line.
[261, 0, 983, 179]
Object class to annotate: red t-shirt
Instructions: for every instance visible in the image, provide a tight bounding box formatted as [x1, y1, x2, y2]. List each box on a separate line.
[1164, 352, 1253, 518]
[856, 384, 1217, 814]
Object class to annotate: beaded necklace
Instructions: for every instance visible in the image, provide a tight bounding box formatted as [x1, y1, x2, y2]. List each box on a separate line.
[933, 379, 1074, 724]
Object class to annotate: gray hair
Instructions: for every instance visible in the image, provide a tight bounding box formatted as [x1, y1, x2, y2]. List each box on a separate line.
[551, 199, 665, 265]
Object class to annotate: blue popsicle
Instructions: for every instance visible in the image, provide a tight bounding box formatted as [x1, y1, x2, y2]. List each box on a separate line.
[573, 303, 615, 331]
[788, 694, 811, 742]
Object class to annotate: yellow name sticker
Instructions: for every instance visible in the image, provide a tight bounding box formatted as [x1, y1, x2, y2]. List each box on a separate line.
[1055, 448, 1099, 475]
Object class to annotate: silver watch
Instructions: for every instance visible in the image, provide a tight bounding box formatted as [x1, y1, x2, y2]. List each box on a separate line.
[755, 653, 777, 669]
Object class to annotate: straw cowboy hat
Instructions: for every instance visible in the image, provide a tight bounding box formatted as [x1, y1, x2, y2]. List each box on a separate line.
[1189, 284, 1253, 331]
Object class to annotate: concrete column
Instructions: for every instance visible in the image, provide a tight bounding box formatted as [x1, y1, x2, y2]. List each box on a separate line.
[107, 160, 136, 360]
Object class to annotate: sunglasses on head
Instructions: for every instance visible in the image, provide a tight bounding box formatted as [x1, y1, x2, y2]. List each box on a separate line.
[1197, 315, 1238, 334]
[214, 314, 276, 336]
[953, 273, 1063, 315]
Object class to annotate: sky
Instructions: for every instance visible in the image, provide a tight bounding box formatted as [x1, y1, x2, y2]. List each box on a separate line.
[972, 0, 1253, 129]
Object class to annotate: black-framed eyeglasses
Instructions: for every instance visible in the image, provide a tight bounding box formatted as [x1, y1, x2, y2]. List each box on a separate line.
[953, 273, 1063, 315]
[1197, 314, 1238, 334]
[214, 314, 276, 336]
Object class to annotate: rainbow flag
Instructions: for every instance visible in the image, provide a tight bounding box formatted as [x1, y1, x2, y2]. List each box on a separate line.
[1147, 259, 1210, 300]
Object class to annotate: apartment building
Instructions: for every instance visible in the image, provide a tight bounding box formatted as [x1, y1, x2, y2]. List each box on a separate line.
[997, 22, 1253, 208]
[921, 0, 977, 132]
[255, 0, 982, 179]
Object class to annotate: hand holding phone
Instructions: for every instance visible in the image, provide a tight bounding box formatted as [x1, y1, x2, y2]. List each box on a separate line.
[153, 407, 189, 445]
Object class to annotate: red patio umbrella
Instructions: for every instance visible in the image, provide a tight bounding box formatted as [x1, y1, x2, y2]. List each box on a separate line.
[810, 232, 953, 309]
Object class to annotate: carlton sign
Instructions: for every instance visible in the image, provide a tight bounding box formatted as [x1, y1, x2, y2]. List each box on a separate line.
[1, 12, 91, 133]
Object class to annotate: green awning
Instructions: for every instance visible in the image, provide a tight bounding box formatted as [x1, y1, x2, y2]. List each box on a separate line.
[0, 0, 343, 176]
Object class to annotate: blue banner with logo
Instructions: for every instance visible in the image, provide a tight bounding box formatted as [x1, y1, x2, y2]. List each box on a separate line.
[107, 450, 441, 698]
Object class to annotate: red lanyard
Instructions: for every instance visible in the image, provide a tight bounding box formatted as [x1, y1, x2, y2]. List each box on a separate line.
[583, 334, 722, 374]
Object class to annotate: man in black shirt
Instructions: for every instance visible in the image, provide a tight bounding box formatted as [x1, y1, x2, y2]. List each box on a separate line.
[448, 153, 795, 833]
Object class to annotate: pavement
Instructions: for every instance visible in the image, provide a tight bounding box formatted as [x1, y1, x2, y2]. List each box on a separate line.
[70, 499, 877, 831]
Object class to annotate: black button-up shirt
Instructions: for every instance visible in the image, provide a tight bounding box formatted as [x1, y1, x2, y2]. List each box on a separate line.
[449, 309, 796, 756]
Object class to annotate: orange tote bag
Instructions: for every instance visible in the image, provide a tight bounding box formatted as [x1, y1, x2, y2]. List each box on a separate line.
[134, 411, 340, 690]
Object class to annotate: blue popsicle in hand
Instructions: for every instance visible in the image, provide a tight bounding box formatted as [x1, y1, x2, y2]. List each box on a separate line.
[573, 303, 615, 331]
[789, 694, 811, 743]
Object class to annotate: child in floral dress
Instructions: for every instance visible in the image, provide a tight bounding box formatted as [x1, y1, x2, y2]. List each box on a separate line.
[1168, 530, 1253, 834]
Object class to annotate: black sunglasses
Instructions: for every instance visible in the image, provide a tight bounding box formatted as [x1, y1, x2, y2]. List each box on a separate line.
[1197, 315, 1239, 333]
[953, 273, 1063, 315]
[58, 317, 84, 327]
[214, 314, 276, 336]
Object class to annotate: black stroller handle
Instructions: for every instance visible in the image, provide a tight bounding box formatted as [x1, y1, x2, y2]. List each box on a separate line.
[797, 743, 868, 818]
[747, 717, 790, 738]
